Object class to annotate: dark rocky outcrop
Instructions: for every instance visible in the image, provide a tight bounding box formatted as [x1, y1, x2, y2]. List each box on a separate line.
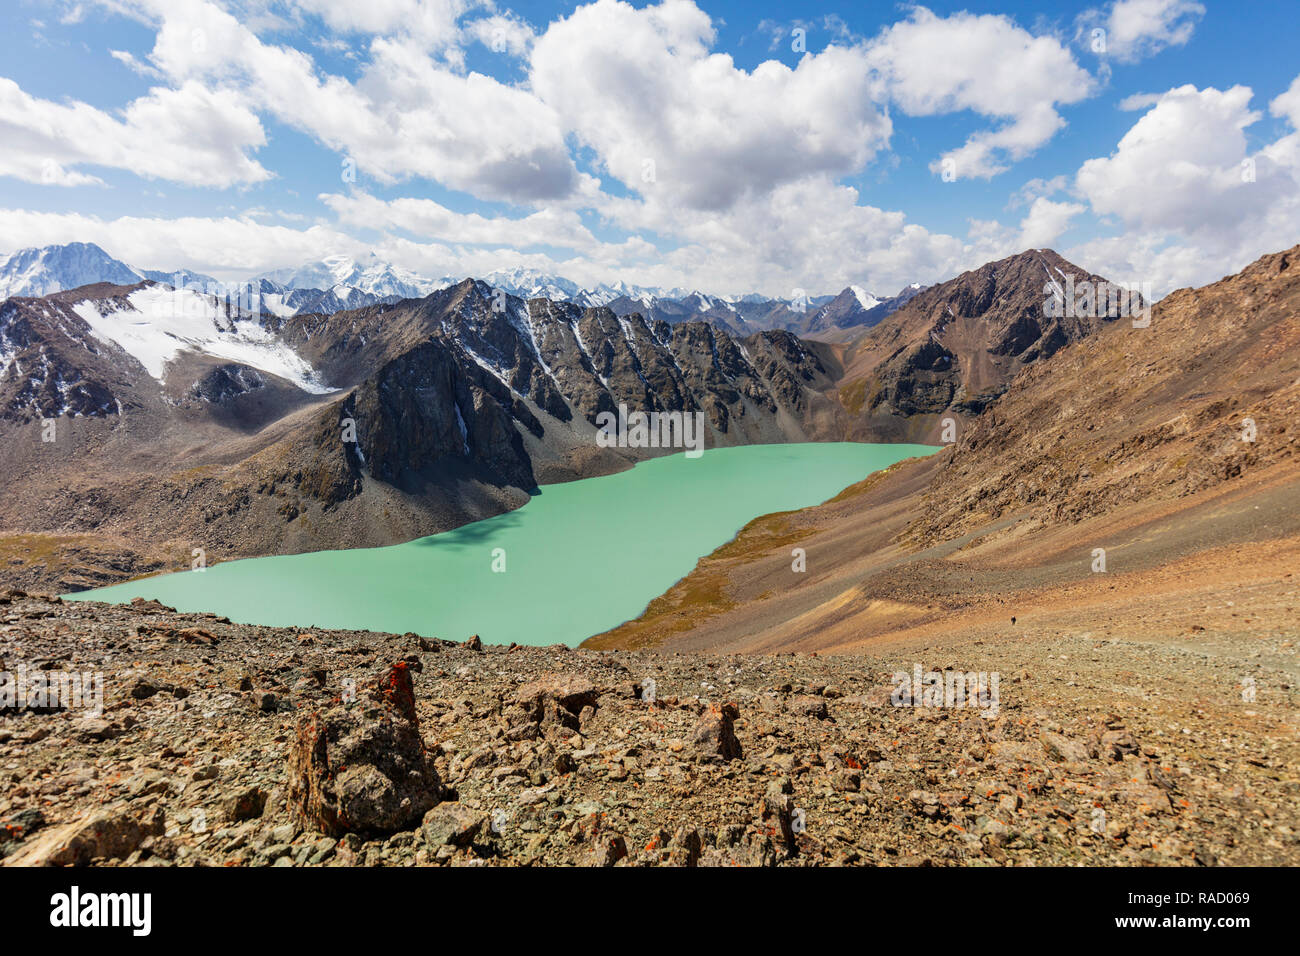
[692, 701, 742, 761]
[286, 662, 441, 836]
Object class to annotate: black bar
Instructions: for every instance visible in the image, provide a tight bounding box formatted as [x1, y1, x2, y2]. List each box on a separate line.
[0, 865, 1275, 943]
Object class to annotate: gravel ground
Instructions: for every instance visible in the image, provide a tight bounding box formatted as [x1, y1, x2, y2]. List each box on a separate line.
[1, 591, 1296, 867]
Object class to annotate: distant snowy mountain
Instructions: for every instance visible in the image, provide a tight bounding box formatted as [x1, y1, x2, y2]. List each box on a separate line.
[477, 270, 698, 310]
[794, 283, 927, 338]
[481, 267, 582, 303]
[139, 268, 222, 288]
[0, 243, 920, 336]
[0, 242, 143, 298]
[255, 253, 447, 301]
[849, 285, 881, 311]
[0, 242, 226, 302]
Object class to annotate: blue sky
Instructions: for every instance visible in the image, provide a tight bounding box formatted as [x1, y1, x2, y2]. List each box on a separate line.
[1, 0, 1298, 298]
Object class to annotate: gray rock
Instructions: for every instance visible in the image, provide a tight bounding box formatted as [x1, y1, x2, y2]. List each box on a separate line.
[422, 802, 487, 848]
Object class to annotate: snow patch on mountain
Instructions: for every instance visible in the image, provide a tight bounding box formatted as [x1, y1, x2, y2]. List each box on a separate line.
[71, 285, 332, 393]
[849, 285, 881, 311]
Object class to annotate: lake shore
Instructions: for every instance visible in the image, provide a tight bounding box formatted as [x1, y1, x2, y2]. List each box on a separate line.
[68, 442, 938, 646]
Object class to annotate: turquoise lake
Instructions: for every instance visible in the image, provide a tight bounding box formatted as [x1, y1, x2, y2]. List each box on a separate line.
[69, 442, 938, 646]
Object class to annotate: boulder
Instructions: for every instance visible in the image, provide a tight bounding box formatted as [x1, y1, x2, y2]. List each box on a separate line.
[286, 662, 441, 836]
[760, 780, 797, 856]
[1040, 732, 1091, 763]
[515, 674, 599, 730]
[6, 804, 163, 866]
[692, 701, 742, 761]
[221, 786, 268, 822]
[589, 834, 628, 867]
[421, 802, 487, 848]
[787, 695, 830, 720]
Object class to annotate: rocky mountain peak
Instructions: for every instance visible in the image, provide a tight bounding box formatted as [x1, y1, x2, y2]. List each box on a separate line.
[839, 249, 1139, 423]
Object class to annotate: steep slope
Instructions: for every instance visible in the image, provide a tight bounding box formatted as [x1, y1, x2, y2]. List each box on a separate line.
[268, 279, 849, 493]
[904, 245, 1299, 548]
[0, 280, 329, 426]
[590, 245, 1300, 654]
[835, 250, 1134, 440]
[0, 285, 138, 423]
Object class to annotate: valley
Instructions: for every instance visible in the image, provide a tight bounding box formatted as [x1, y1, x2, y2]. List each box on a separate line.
[592, 245, 1300, 654]
[2, 241, 1297, 871]
[67, 443, 937, 645]
[0, 245, 1151, 600]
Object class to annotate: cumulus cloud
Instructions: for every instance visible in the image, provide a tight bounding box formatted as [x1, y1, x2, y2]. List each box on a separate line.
[1009, 175, 1069, 209]
[530, 0, 892, 211]
[862, 7, 1094, 179]
[578, 176, 1034, 297]
[1271, 73, 1300, 127]
[319, 192, 599, 250]
[18, 0, 1291, 303]
[1018, 197, 1087, 248]
[1080, 0, 1205, 64]
[113, 0, 585, 203]
[286, 0, 484, 50]
[1077, 84, 1268, 233]
[0, 208, 363, 280]
[464, 13, 535, 57]
[0, 77, 270, 188]
[1070, 79, 1300, 295]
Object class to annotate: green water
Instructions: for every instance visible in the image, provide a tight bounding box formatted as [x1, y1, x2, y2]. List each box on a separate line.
[69, 442, 938, 646]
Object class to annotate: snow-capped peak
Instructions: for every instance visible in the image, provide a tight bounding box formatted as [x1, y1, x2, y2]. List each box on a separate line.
[849, 285, 881, 311]
[255, 253, 444, 300]
[483, 268, 581, 302]
[0, 242, 143, 299]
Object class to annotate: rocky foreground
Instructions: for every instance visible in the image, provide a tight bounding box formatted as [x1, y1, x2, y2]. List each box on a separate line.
[1, 591, 1297, 867]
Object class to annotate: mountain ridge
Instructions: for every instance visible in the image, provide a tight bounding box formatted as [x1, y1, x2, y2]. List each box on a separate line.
[0, 246, 1144, 593]
[589, 243, 1300, 654]
[0, 242, 917, 334]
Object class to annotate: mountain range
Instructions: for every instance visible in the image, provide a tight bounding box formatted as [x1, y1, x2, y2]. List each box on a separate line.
[0, 242, 918, 341]
[591, 243, 1300, 655]
[0, 243, 1159, 591]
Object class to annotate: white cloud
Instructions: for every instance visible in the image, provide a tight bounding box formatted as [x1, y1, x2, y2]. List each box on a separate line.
[1271, 74, 1300, 127]
[1077, 84, 1267, 233]
[109, 48, 164, 78]
[22, 0, 1289, 304]
[0, 208, 363, 279]
[0, 77, 270, 188]
[1018, 197, 1086, 248]
[114, 0, 584, 203]
[862, 7, 1094, 179]
[1082, 0, 1205, 64]
[579, 176, 1026, 297]
[286, 0, 482, 48]
[1010, 175, 1069, 208]
[464, 13, 535, 57]
[1071, 79, 1300, 295]
[530, 0, 892, 211]
[319, 192, 599, 250]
